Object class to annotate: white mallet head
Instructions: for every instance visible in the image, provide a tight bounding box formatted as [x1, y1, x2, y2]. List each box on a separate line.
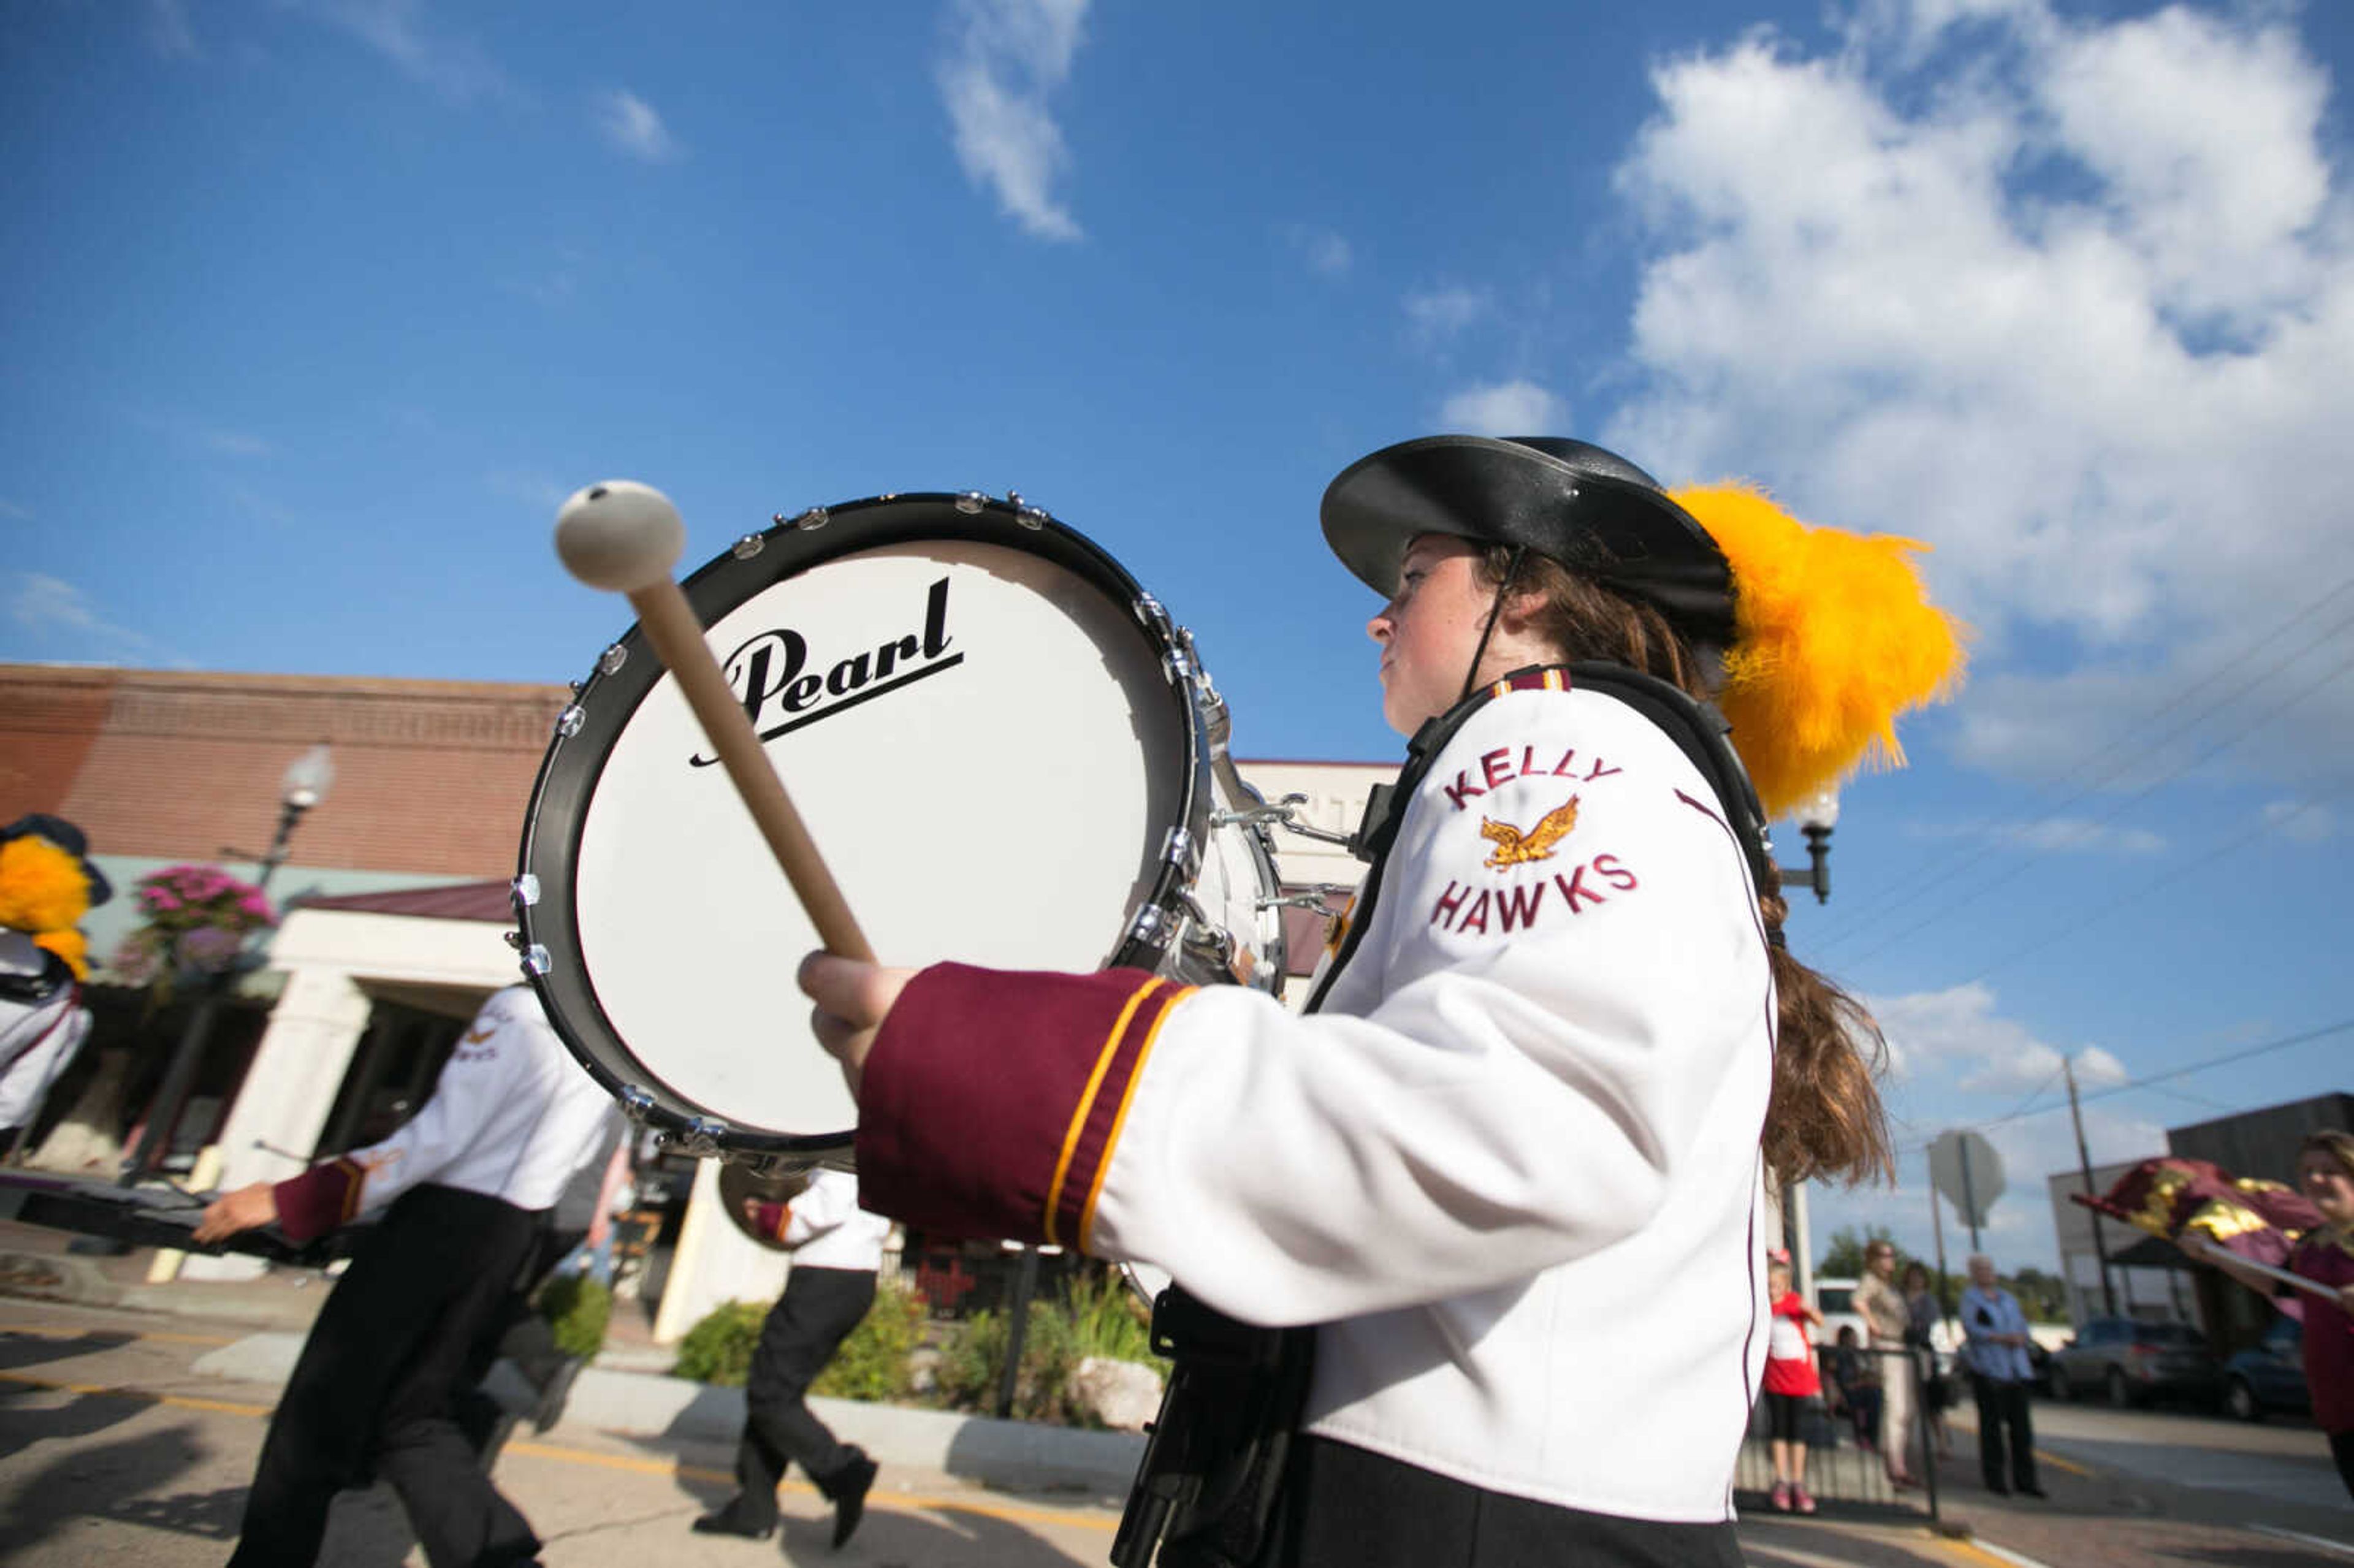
[555, 480, 687, 593]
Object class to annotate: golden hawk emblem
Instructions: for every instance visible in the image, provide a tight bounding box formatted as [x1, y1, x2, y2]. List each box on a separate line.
[1480, 795, 1580, 868]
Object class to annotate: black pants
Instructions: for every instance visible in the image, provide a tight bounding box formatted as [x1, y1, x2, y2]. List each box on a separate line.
[1970, 1374, 2038, 1493]
[1266, 1436, 1742, 1567]
[229, 1185, 544, 1568]
[723, 1265, 875, 1526]
[2331, 1429, 2354, 1501]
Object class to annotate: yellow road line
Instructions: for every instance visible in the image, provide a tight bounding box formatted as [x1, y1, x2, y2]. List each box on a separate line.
[1937, 1539, 2017, 1567]
[1, 1323, 236, 1347]
[2031, 1448, 2089, 1477]
[0, 1368, 273, 1417]
[0, 1369, 1120, 1536]
[502, 1437, 1119, 1533]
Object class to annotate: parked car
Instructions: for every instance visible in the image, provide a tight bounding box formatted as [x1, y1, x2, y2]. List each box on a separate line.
[2222, 1316, 2309, 1421]
[1813, 1275, 1866, 1350]
[2045, 1317, 2224, 1409]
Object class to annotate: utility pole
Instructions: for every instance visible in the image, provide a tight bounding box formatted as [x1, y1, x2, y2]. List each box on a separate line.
[2065, 1054, 2119, 1317]
[1927, 1147, 1955, 1337]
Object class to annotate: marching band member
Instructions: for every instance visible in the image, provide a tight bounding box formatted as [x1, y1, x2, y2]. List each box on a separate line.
[197, 984, 615, 1568]
[692, 1165, 889, 1548]
[802, 434, 1964, 1565]
[0, 815, 110, 1152]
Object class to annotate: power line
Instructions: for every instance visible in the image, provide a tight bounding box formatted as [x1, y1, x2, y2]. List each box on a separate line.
[1894, 1013, 2354, 1156]
[1816, 575, 2354, 947]
[1825, 643, 2354, 976]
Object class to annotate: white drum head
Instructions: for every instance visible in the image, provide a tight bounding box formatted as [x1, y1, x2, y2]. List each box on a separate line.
[559, 536, 1187, 1143]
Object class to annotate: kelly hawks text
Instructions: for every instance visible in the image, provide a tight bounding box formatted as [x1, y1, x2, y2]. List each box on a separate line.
[1428, 736, 1641, 936]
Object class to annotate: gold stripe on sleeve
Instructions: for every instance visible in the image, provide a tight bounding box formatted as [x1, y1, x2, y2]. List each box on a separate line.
[1076, 986, 1196, 1255]
[1042, 976, 1166, 1247]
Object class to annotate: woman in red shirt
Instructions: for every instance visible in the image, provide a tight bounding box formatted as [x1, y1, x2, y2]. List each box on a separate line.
[1762, 1254, 1824, 1513]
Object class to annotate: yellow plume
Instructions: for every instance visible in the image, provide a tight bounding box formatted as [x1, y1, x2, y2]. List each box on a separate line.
[33, 929, 89, 980]
[1670, 482, 1969, 821]
[0, 837, 93, 938]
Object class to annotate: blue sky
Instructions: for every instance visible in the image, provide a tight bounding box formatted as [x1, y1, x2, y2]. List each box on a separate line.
[5, 0, 2350, 1281]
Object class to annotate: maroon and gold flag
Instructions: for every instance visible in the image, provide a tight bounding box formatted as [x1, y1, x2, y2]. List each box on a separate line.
[2070, 1157, 2322, 1271]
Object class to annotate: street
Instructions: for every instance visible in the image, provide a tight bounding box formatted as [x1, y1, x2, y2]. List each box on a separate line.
[2, 1298, 2349, 1568]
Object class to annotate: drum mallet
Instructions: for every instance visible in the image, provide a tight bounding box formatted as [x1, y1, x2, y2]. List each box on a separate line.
[553, 481, 875, 963]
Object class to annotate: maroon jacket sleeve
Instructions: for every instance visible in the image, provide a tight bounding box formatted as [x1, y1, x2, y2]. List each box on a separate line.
[748, 1201, 791, 1242]
[270, 1157, 366, 1245]
[855, 962, 1194, 1247]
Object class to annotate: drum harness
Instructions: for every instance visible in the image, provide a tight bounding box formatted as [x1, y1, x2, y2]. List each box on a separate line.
[1113, 659, 1775, 1568]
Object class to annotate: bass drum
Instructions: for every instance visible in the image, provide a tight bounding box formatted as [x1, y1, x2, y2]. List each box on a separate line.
[514, 492, 1285, 1163]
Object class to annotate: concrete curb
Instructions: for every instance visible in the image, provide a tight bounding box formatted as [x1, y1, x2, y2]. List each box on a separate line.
[189, 1332, 1147, 1494]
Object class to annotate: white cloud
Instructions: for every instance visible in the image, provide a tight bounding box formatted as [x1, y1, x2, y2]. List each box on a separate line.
[597, 89, 679, 163]
[1288, 225, 1354, 278]
[1606, 1, 2354, 788]
[305, 0, 507, 101]
[936, 0, 1089, 242]
[1870, 981, 2124, 1095]
[6, 573, 178, 664]
[1404, 286, 1490, 344]
[486, 470, 572, 512]
[1911, 816, 2165, 856]
[2263, 799, 2336, 844]
[0, 500, 31, 523]
[145, 0, 198, 57]
[1438, 380, 1567, 437]
[129, 409, 273, 460]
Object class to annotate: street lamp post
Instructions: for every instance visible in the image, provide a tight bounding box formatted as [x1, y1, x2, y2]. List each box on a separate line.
[119, 745, 333, 1187]
[1778, 786, 1839, 905]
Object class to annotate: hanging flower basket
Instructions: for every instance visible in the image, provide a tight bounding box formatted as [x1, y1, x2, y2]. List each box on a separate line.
[110, 864, 278, 991]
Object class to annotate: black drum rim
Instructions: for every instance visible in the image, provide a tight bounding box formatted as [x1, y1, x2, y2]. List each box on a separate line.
[513, 492, 1213, 1159]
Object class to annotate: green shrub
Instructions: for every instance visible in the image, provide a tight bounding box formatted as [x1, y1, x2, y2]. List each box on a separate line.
[812, 1276, 926, 1402]
[936, 1300, 1083, 1425]
[671, 1298, 768, 1387]
[1062, 1265, 1163, 1368]
[538, 1272, 614, 1360]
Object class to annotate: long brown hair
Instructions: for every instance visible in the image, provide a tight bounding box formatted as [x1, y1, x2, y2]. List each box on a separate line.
[1479, 544, 1894, 1187]
[2301, 1129, 2354, 1182]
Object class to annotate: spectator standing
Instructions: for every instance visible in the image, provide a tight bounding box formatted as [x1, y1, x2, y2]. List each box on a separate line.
[1903, 1261, 1954, 1458]
[1761, 1254, 1822, 1513]
[1959, 1254, 2043, 1499]
[1856, 1239, 1919, 1486]
[2187, 1129, 2354, 1500]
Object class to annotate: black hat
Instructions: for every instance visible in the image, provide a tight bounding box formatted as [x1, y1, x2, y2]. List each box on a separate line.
[1320, 435, 1737, 648]
[2, 815, 112, 908]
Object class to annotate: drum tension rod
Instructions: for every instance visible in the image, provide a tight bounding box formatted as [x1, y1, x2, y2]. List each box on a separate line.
[1215, 793, 1355, 847]
[1257, 883, 1357, 912]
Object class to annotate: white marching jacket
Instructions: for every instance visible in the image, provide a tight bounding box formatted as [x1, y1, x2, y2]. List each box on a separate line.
[779, 1168, 892, 1271]
[274, 985, 617, 1241]
[859, 676, 1777, 1523]
[0, 932, 90, 1132]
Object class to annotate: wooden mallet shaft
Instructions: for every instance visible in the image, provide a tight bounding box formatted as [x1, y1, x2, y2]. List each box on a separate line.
[555, 480, 874, 963]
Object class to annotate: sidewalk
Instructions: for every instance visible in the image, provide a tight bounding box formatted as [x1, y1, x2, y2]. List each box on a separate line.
[0, 1217, 1146, 1496]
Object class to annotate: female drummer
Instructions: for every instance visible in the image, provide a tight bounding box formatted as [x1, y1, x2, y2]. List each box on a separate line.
[802, 435, 1964, 1564]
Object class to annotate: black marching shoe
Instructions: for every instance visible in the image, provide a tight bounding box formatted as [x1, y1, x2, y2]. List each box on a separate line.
[828, 1453, 880, 1550]
[691, 1501, 777, 1540]
[2017, 1483, 2048, 1499]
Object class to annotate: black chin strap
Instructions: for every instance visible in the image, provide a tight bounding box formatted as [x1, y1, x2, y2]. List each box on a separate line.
[1455, 544, 1527, 707]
